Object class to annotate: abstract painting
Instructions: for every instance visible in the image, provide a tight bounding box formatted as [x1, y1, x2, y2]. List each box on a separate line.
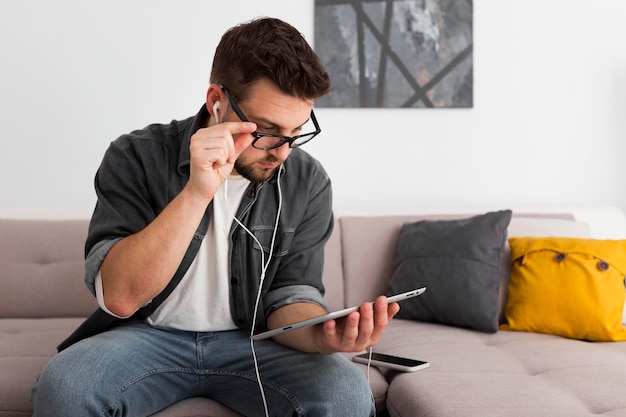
[314, 0, 473, 108]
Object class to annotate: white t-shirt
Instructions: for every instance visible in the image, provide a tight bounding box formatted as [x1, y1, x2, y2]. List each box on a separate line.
[95, 174, 250, 331]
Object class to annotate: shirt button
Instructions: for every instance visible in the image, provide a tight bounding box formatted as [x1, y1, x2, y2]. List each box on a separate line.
[554, 253, 567, 262]
[231, 277, 239, 285]
[597, 260, 610, 271]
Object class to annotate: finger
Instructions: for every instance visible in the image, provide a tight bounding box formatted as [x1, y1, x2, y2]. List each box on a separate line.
[373, 296, 390, 323]
[322, 319, 337, 339]
[220, 121, 257, 136]
[189, 128, 235, 161]
[220, 121, 257, 160]
[313, 320, 341, 355]
[367, 296, 391, 343]
[356, 301, 374, 344]
[388, 301, 401, 319]
[340, 311, 361, 346]
[231, 133, 256, 162]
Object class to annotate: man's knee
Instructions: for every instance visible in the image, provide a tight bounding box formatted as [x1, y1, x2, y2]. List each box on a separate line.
[304, 355, 375, 416]
[31, 345, 108, 416]
[32, 355, 77, 415]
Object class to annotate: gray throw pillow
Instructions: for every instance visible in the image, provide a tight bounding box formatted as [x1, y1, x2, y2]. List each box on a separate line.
[388, 210, 512, 333]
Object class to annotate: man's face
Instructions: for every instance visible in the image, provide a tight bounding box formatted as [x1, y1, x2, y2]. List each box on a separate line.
[226, 79, 314, 183]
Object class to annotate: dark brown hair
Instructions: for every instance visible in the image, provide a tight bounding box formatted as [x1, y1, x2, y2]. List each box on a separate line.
[210, 17, 331, 102]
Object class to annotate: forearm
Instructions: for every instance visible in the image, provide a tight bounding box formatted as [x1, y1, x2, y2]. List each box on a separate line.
[266, 302, 329, 353]
[100, 186, 210, 317]
[267, 297, 401, 355]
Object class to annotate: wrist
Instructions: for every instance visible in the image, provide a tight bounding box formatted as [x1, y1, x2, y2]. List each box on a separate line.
[179, 182, 216, 209]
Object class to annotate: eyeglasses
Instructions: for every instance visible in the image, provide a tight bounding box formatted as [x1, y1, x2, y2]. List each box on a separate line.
[218, 83, 321, 151]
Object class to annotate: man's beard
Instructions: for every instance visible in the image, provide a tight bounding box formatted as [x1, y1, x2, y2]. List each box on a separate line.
[234, 156, 280, 183]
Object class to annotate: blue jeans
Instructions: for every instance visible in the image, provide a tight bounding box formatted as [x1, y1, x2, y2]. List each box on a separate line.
[31, 323, 374, 417]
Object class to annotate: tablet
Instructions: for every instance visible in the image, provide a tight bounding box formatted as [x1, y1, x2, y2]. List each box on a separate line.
[250, 287, 426, 340]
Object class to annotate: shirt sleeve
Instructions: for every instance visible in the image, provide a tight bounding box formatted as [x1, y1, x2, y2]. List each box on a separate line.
[84, 237, 121, 296]
[83, 132, 182, 294]
[264, 284, 330, 315]
[94, 270, 133, 319]
[88, 141, 150, 254]
[262, 162, 334, 318]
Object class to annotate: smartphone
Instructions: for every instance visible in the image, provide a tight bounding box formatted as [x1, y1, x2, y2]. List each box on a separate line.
[352, 352, 430, 373]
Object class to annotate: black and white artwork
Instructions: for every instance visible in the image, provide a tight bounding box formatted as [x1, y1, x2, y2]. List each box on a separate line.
[314, 0, 473, 108]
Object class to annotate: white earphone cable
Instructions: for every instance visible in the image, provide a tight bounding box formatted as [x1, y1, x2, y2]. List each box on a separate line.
[223, 166, 283, 417]
[366, 346, 375, 405]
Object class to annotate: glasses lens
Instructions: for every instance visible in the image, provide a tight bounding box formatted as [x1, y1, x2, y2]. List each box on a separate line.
[253, 136, 286, 150]
[292, 133, 317, 147]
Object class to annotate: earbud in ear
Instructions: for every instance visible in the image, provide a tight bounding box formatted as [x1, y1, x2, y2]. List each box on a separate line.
[212, 100, 221, 123]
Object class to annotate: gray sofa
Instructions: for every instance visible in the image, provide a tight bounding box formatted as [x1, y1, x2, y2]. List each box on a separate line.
[3, 206, 626, 417]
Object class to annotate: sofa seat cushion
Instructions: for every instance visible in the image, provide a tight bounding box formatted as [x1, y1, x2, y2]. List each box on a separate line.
[0, 318, 386, 416]
[0, 318, 87, 416]
[374, 319, 626, 417]
[149, 397, 244, 417]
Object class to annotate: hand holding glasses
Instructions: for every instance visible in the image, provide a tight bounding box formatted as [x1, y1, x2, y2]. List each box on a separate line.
[218, 83, 321, 151]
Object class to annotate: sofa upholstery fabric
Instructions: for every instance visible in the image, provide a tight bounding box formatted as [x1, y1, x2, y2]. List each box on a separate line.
[3, 210, 626, 417]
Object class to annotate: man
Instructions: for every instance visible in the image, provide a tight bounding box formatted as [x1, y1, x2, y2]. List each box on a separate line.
[31, 17, 399, 417]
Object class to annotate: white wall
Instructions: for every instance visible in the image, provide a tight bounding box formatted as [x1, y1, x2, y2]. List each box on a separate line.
[1, 0, 625, 217]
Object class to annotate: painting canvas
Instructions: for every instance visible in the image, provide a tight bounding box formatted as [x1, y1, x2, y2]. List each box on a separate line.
[314, 0, 473, 108]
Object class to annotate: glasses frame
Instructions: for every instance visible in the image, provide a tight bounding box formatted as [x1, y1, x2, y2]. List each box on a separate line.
[217, 83, 321, 151]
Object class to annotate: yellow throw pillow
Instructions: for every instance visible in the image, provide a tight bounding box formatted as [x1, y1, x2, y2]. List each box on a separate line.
[501, 237, 626, 341]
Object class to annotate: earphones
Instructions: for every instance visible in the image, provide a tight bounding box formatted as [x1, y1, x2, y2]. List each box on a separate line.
[213, 100, 220, 123]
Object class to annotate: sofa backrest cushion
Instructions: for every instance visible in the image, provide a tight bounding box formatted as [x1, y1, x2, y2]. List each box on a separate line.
[0, 216, 346, 319]
[322, 218, 344, 311]
[339, 214, 469, 308]
[0, 213, 594, 321]
[338, 213, 592, 318]
[0, 219, 97, 318]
